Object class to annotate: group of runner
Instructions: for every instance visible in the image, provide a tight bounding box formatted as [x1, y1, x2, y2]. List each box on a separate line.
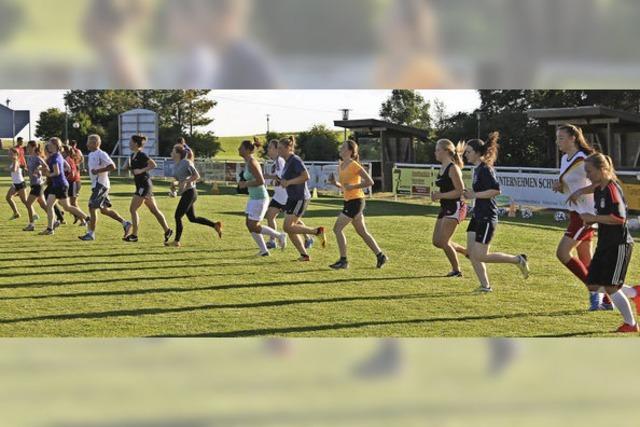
[5, 125, 640, 332]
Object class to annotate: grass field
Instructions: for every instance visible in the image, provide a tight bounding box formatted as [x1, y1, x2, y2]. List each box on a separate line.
[0, 176, 638, 337]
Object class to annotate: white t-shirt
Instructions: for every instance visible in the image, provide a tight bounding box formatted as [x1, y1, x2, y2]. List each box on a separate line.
[11, 164, 24, 184]
[560, 151, 595, 214]
[272, 157, 289, 205]
[88, 149, 115, 189]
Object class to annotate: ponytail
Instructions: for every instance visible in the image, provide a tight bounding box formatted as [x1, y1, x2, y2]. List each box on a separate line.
[240, 136, 263, 153]
[345, 139, 360, 163]
[465, 131, 500, 167]
[278, 135, 296, 150]
[436, 139, 464, 168]
[586, 152, 619, 183]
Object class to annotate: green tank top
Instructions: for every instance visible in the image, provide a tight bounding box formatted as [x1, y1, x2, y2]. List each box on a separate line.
[245, 162, 268, 200]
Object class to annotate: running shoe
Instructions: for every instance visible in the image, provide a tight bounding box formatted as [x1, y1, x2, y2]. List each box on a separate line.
[329, 259, 349, 270]
[78, 233, 95, 241]
[516, 254, 529, 279]
[316, 227, 327, 248]
[266, 240, 277, 250]
[122, 221, 133, 238]
[33, 214, 40, 221]
[476, 286, 493, 293]
[616, 323, 640, 333]
[446, 270, 463, 278]
[298, 254, 311, 262]
[53, 220, 61, 230]
[39, 228, 54, 236]
[164, 241, 181, 247]
[588, 293, 602, 311]
[257, 251, 270, 257]
[23, 224, 35, 232]
[164, 229, 174, 244]
[277, 233, 287, 251]
[304, 237, 315, 249]
[214, 221, 223, 239]
[9, 213, 20, 221]
[376, 253, 388, 269]
[123, 234, 138, 242]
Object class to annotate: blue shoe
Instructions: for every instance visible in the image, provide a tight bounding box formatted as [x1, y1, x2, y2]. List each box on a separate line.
[588, 293, 602, 311]
[78, 233, 95, 241]
[602, 303, 615, 311]
[304, 237, 314, 250]
[266, 241, 276, 250]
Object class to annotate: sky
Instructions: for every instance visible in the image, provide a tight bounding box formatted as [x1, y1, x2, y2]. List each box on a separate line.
[0, 90, 481, 139]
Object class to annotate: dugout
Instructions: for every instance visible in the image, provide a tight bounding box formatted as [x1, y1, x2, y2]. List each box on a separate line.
[527, 106, 640, 170]
[333, 119, 429, 192]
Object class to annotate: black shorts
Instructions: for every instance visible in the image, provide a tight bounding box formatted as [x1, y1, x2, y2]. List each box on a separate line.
[467, 218, 497, 245]
[284, 199, 309, 217]
[67, 181, 81, 198]
[88, 183, 112, 209]
[269, 198, 286, 211]
[30, 184, 43, 198]
[438, 201, 467, 224]
[134, 180, 153, 198]
[342, 198, 365, 219]
[587, 243, 633, 286]
[11, 182, 26, 191]
[51, 185, 69, 200]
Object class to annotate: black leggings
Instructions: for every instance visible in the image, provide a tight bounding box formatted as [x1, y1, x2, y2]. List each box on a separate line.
[174, 188, 217, 241]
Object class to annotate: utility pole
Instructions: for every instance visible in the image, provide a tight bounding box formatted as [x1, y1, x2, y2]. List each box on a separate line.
[266, 114, 270, 136]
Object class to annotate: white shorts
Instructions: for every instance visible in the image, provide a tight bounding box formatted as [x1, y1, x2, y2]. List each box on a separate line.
[245, 198, 269, 222]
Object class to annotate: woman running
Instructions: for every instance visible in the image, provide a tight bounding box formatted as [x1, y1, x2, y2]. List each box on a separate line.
[431, 139, 468, 277]
[264, 139, 313, 250]
[238, 138, 287, 256]
[463, 132, 529, 292]
[39, 138, 88, 236]
[165, 144, 222, 247]
[124, 134, 173, 243]
[5, 138, 27, 219]
[62, 143, 85, 225]
[569, 153, 640, 333]
[552, 124, 612, 311]
[327, 140, 387, 269]
[277, 136, 326, 261]
[6, 148, 29, 221]
[23, 141, 49, 232]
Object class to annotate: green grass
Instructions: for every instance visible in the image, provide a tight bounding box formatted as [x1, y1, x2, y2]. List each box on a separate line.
[216, 135, 251, 160]
[0, 176, 638, 337]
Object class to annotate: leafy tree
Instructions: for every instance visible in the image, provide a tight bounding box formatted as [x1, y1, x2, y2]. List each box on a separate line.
[380, 89, 432, 129]
[296, 124, 340, 161]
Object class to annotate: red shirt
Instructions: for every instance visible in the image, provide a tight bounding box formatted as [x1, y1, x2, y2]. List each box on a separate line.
[65, 156, 81, 183]
[15, 146, 26, 168]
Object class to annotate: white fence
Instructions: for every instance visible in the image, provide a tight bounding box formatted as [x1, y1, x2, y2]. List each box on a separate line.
[113, 156, 372, 194]
[393, 163, 640, 210]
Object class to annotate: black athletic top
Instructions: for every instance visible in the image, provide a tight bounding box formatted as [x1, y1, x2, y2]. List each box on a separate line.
[130, 151, 152, 187]
[594, 181, 633, 248]
[472, 162, 500, 222]
[435, 163, 462, 211]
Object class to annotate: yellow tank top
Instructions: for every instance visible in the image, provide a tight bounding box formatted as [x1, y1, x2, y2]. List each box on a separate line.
[339, 161, 365, 201]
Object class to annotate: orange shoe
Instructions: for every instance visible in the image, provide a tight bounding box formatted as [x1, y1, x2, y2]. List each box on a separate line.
[616, 323, 640, 333]
[214, 221, 223, 239]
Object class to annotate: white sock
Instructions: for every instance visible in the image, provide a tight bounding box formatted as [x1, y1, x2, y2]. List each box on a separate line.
[251, 232, 268, 254]
[610, 291, 636, 326]
[259, 225, 280, 239]
[621, 285, 638, 299]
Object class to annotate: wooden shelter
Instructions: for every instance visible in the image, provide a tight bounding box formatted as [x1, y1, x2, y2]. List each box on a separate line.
[527, 106, 640, 169]
[333, 119, 430, 191]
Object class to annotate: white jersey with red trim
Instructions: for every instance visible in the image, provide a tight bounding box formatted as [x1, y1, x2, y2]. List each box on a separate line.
[559, 151, 595, 215]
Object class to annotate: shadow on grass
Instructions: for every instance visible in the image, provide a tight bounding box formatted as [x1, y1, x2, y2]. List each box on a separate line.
[0, 289, 461, 325]
[0, 273, 441, 295]
[155, 309, 588, 337]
